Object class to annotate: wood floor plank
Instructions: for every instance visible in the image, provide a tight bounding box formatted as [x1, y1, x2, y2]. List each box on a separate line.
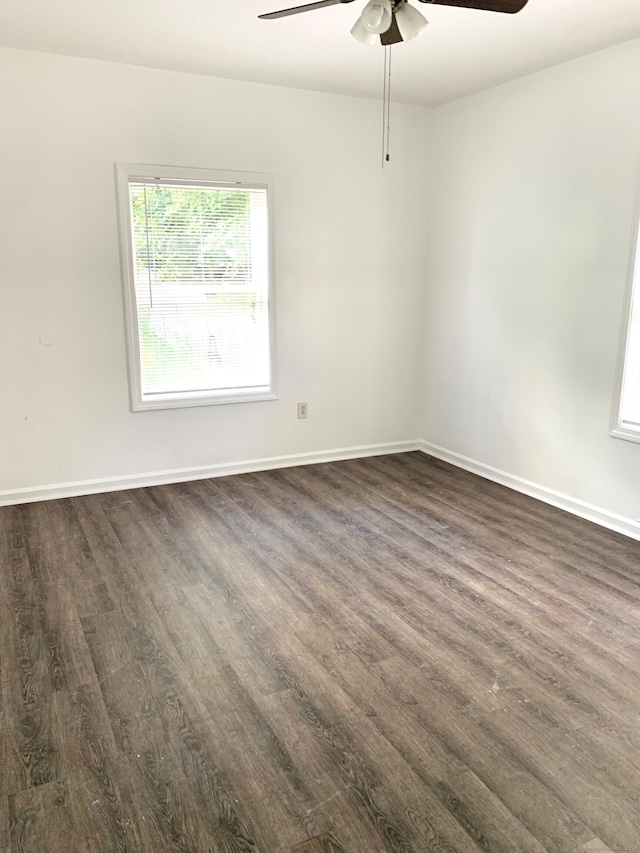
[433, 769, 549, 853]
[85, 607, 261, 851]
[182, 594, 418, 852]
[95, 652, 256, 852]
[142, 599, 326, 849]
[553, 723, 640, 820]
[478, 697, 640, 848]
[275, 463, 640, 730]
[292, 835, 344, 852]
[177, 477, 395, 666]
[307, 459, 640, 637]
[375, 453, 636, 572]
[181, 712, 327, 852]
[1, 452, 640, 852]
[337, 457, 640, 635]
[373, 655, 593, 853]
[8, 781, 80, 853]
[35, 500, 104, 590]
[0, 512, 62, 794]
[302, 461, 640, 651]
[71, 495, 144, 613]
[258, 688, 424, 853]
[222, 469, 523, 716]
[184, 581, 429, 851]
[246, 592, 470, 782]
[53, 683, 140, 852]
[575, 839, 611, 853]
[208, 592, 487, 853]
[0, 796, 9, 853]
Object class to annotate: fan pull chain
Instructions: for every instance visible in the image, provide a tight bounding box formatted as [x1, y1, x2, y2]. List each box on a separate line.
[382, 45, 392, 168]
[381, 46, 387, 168]
[386, 45, 392, 163]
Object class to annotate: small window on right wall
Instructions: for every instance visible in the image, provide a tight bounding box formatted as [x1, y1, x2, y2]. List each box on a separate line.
[612, 223, 640, 442]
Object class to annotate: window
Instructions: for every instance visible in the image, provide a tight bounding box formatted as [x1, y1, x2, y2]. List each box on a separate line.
[612, 215, 640, 442]
[116, 164, 275, 411]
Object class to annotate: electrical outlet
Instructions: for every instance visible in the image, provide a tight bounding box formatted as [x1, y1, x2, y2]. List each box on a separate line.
[297, 402, 308, 419]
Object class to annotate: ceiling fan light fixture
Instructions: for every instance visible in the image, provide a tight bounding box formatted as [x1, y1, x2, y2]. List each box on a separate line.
[394, 1, 428, 41]
[350, 13, 381, 43]
[360, 0, 393, 32]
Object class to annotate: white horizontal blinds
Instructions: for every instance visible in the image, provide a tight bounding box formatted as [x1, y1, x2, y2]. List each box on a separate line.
[621, 283, 640, 426]
[128, 178, 270, 399]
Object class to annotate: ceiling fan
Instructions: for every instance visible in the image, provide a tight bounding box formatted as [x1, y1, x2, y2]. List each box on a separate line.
[259, 0, 530, 46]
[259, 0, 529, 164]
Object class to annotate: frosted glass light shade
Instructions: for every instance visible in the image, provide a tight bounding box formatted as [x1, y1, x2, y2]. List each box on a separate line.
[350, 14, 380, 44]
[361, 0, 392, 33]
[394, 1, 428, 41]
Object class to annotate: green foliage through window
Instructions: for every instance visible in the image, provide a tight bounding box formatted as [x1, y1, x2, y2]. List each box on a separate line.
[130, 183, 252, 284]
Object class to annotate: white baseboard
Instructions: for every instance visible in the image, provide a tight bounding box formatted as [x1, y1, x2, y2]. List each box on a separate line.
[0, 440, 420, 507]
[418, 439, 640, 543]
[4, 438, 639, 544]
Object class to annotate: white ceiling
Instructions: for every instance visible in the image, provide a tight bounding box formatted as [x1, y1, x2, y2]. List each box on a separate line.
[1, 0, 639, 105]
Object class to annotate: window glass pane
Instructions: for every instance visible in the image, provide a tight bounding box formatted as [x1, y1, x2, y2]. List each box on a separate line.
[620, 295, 640, 427]
[127, 179, 271, 402]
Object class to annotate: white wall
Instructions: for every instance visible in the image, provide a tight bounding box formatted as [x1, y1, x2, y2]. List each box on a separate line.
[422, 39, 640, 522]
[0, 48, 429, 496]
[4, 39, 640, 532]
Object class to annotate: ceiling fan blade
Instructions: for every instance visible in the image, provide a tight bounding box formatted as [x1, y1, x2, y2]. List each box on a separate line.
[259, 0, 354, 20]
[417, 0, 529, 13]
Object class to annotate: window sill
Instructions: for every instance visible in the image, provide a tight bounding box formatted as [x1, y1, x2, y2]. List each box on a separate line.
[610, 424, 640, 445]
[132, 390, 278, 412]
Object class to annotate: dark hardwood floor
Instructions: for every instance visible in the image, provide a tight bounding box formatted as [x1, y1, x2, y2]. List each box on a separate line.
[1, 451, 640, 852]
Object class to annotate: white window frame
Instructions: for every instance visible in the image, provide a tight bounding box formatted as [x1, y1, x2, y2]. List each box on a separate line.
[611, 193, 640, 444]
[115, 163, 277, 412]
